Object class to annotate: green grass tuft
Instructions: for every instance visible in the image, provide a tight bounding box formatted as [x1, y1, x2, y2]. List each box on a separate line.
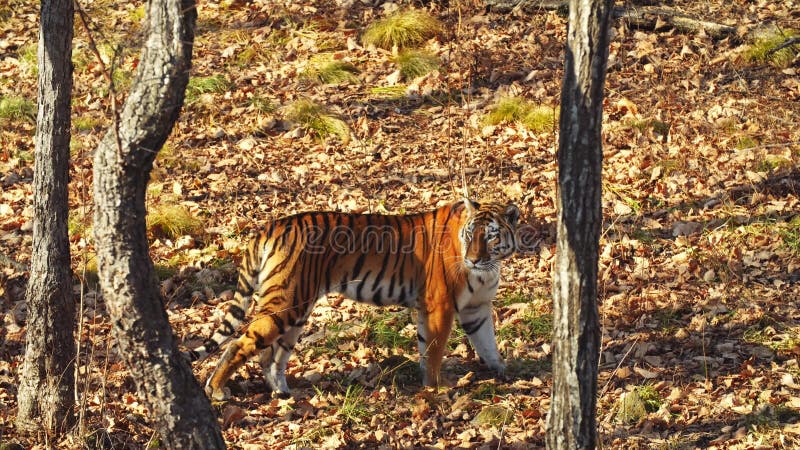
[484, 97, 558, 132]
[744, 29, 799, 68]
[498, 309, 553, 341]
[339, 384, 370, 424]
[147, 204, 203, 239]
[302, 56, 360, 85]
[370, 85, 407, 100]
[286, 99, 351, 144]
[186, 75, 232, 103]
[0, 96, 36, 122]
[364, 310, 414, 350]
[18, 43, 37, 77]
[395, 49, 440, 80]
[472, 404, 513, 428]
[248, 95, 276, 113]
[362, 9, 443, 50]
[781, 217, 800, 256]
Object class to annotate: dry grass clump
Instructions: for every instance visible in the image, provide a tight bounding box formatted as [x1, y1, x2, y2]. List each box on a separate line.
[395, 49, 440, 80]
[362, 9, 442, 50]
[286, 99, 351, 144]
[147, 204, 203, 239]
[303, 55, 360, 85]
[484, 97, 559, 132]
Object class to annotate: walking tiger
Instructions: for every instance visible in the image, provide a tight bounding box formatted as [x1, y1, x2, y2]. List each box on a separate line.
[186, 199, 520, 400]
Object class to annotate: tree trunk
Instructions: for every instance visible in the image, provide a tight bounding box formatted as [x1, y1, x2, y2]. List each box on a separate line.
[545, 0, 612, 449]
[16, 0, 76, 438]
[91, 0, 225, 447]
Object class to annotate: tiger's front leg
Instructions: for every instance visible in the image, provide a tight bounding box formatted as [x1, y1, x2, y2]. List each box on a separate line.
[418, 301, 455, 387]
[457, 301, 505, 376]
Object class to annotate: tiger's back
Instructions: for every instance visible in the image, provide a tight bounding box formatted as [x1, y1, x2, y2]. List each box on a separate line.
[189, 200, 519, 400]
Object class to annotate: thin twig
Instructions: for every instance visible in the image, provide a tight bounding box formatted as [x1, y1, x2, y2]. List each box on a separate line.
[599, 335, 641, 398]
[766, 37, 800, 56]
[73, 0, 124, 158]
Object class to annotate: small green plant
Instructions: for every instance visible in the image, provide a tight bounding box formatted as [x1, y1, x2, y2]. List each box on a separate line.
[362, 9, 442, 50]
[0, 96, 36, 122]
[484, 97, 557, 132]
[339, 384, 369, 424]
[285, 99, 350, 144]
[635, 384, 663, 413]
[147, 204, 203, 239]
[303, 56, 360, 85]
[395, 49, 440, 80]
[744, 29, 799, 68]
[129, 4, 146, 23]
[780, 217, 800, 256]
[248, 95, 276, 113]
[471, 382, 507, 400]
[736, 135, 758, 150]
[236, 44, 271, 67]
[186, 75, 231, 103]
[293, 425, 336, 447]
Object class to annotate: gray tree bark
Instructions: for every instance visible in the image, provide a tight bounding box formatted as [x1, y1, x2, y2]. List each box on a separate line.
[545, 0, 612, 449]
[16, 0, 76, 438]
[91, 0, 225, 447]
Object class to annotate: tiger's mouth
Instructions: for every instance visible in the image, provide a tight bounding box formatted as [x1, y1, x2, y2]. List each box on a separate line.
[464, 259, 499, 272]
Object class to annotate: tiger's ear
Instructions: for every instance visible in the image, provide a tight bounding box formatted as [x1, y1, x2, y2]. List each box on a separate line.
[505, 204, 520, 226]
[463, 198, 477, 215]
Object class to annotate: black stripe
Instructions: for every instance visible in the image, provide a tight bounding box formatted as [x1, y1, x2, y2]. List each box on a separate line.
[356, 270, 371, 302]
[270, 314, 286, 334]
[461, 317, 488, 335]
[373, 247, 392, 291]
[351, 252, 367, 280]
[277, 339, 293, 352]
[417, 332, 426, 343]
[220, 319, 236, 335]
[466, 279, 474, 293]
[373, 287, 383, 306]
[398, 286, 406, 305]
[229, 305, 245, 321]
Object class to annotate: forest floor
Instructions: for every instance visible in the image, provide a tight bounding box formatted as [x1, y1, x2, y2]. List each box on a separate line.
[2, 0, 800, 448]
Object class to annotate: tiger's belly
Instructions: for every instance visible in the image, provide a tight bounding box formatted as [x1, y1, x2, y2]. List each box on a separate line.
[335, 275, 420, 308]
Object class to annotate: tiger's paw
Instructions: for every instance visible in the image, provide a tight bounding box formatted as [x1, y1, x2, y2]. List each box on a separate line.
[205, 384, 231, 402]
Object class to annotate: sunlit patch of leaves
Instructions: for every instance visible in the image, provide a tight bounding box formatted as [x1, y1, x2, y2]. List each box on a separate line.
[186, 75, 232, 103]
[292, 424, 336, 447]
[484, 97, 558, 132]
[286, 99, 351, 144]
[302, 55, 360, 85]
[395, 49, 439, 80]
[362, 9, 442, 50]
[17, 43, 37, 77]
[0, 96, 36, 123]
[147, 204, 203, 239]
[739, 404, 800, 432]
[744, 29, 799, 68]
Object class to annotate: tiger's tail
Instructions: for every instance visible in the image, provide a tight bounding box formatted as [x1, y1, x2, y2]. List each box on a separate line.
[185, 242, 262, 362]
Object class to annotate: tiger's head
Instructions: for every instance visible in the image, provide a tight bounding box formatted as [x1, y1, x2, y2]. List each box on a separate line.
[459, 199, 520, 272]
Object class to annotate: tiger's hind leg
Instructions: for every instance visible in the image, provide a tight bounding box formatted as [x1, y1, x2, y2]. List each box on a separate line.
[259, 323, 305, 398]
[205, 313, 285, 401]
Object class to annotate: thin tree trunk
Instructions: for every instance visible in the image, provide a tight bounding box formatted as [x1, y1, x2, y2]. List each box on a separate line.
[16, 0, 75, 438]
[91, 0, 225, 447]
[545, 0, 612, 449]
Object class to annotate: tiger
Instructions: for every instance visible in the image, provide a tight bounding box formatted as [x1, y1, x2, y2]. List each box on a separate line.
[186, 198, 520, 401]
